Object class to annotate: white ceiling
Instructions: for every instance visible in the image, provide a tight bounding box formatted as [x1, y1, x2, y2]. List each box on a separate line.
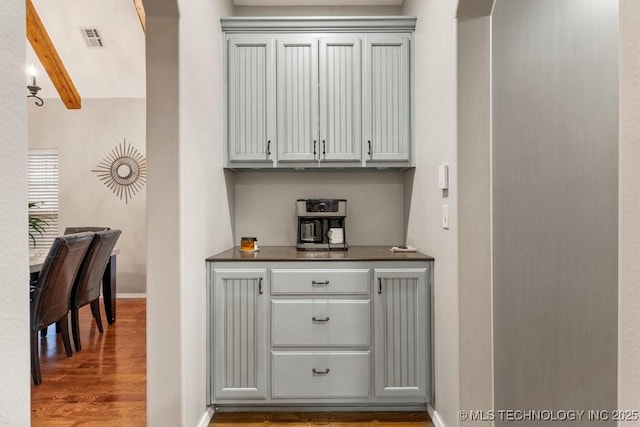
[25, 0, 402, 101]
[26, 0, 146, 100]
[234, 0, 403, 5]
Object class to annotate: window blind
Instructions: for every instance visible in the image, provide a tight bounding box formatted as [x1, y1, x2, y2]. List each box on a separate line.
[28, 150, 59, 251]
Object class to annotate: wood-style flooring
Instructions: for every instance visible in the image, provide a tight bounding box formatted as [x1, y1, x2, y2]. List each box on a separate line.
[31, 298, 432, 427]
[211, 411, 433, 427]
[31, 298, 146, 426]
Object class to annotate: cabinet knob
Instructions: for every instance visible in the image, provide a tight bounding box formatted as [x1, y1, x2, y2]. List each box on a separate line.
[312, 368, 330, 375]
[312, 316, 330, 323]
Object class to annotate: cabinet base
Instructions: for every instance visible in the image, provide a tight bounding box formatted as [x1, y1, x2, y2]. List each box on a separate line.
[212, 403, 429, 413]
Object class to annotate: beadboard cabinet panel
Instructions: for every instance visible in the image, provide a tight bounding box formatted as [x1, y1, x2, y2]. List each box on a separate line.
[277, 36, 319, 163]
[363, 36, 411, 163]
[212, 269, 268, 399]
[227, 36, 276, 164]
[319, 36, 362, 163]
[374, 268, 428, 398]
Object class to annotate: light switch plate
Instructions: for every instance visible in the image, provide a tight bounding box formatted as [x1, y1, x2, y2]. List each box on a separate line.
[442, 205, 449, 229]
[438, 164, 449, 190]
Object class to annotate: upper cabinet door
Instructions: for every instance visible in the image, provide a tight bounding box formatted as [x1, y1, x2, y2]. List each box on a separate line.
[277, 36, 319, 163]
[363, 35, 411, 163]
[319, 36, 362, 163]
[227, 35, 276, 163]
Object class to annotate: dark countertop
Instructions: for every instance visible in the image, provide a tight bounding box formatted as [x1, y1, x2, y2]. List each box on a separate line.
[206, 246, 434, 262]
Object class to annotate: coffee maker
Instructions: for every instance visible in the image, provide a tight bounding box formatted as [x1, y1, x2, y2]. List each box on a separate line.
[296, 199, 348, 251]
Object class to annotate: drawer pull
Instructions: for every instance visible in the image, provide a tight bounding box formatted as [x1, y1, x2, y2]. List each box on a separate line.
[259, 277, 263, 295]
[378, 277, 382, 294]
[312, 316, 330, 323]
[312, 280, 330, 286]
[312, 368, 330, 376]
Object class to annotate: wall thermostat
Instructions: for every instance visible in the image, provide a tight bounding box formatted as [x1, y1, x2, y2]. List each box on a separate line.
[438, 164, 449, 190]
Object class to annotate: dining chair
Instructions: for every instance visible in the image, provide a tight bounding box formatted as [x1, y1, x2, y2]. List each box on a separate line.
[30, 232, 94, 385]
[64, 226, 110, 234]
[69, 229, 121, 351]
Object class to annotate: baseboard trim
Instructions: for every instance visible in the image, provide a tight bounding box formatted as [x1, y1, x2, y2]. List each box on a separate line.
[427, 404, 446, 427]
[213, 405, 429, 413]
[114, 293, 147, 299]
[197, 407, 215, 427]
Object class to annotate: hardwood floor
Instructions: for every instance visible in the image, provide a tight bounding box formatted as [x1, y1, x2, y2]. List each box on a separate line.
[211, 411, 433, 427]
[31, 299, 146, 426]
[31, 298, 432, 427]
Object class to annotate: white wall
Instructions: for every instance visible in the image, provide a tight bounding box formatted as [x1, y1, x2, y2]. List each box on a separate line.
[178, 0, 235, 425]
[619, 0, 640, 419]
[457, 9, 493, 425]
[28, 98, 147, 294]
[235, 171, 406, 246]
[146, 0, 235, 425]
[492, 0, 618, 418]
[0, 1, 30, 424]
[146, 5, 182, 426]
[401, 1, 460, 426]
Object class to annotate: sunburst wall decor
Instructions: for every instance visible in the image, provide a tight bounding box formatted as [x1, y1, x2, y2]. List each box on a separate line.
[92, 139, 146, 204]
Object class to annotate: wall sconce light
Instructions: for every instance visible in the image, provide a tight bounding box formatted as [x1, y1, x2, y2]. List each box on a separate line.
[27, 65, 44, 106]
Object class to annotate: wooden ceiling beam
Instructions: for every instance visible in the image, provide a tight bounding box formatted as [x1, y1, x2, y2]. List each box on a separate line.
[133, 0, 146, 32]
[26, 0, 81, 109]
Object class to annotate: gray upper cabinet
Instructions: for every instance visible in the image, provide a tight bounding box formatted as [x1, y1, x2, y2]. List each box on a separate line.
[221, 17, 416, 169]
[319, 36, 362, 163]
[363, 35, 411, 163]
[277, 36, 319, 163]
[227, 35, 276, 164]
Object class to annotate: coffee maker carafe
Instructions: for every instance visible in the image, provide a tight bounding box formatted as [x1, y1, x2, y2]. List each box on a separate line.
[296, 199, 347, 251]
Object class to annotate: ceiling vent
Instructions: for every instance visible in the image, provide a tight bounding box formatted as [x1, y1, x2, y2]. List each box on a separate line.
[80, 28, 104, 48]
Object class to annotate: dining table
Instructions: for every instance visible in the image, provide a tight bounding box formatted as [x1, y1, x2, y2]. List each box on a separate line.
[29, 248, 120, 324]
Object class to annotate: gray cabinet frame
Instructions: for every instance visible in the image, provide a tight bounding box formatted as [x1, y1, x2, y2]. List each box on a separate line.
[222, 17, 416, 170]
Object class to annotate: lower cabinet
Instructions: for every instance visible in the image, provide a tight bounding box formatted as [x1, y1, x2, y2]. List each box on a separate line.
[211, 269, 268, 400]
[208, 261, 431, 407]
[374, 268, 428, 397]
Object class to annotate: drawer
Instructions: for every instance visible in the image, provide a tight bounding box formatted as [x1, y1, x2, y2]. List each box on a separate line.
[272, 300, 370, 347]
[271, 269, 369, 295]
[272, 351, 370, 398]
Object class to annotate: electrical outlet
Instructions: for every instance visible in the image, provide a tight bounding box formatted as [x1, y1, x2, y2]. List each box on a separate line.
[442, 205, 449, 229]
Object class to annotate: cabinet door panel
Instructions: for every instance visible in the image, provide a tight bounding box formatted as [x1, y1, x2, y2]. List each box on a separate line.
[374, 268, 427, 398]
[319, 36, 362, 162]
[363, 36, 411, 163]
[228, 36, 275, 163]
[213, 269, 267, 399]
[277, 36, 319, 162]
